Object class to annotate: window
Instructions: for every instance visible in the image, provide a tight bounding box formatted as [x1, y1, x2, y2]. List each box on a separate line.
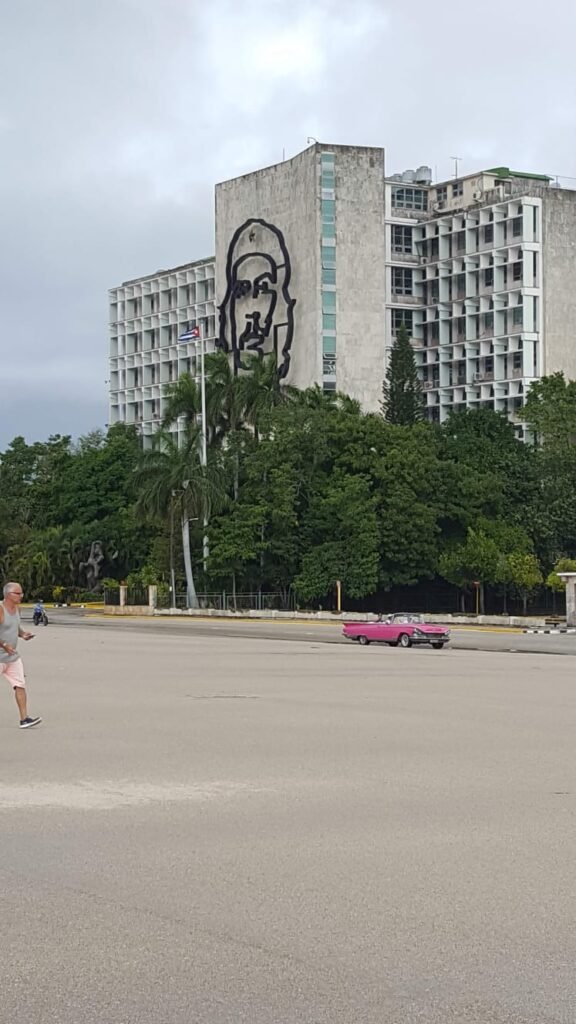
[321, 245, 336, 267]
[485, 357, 494, 374]
[322, 220, 336, 239]
[513, 305, 523, 326]
[392, 224, 413, 254]
[322, 291, 336, 311]
[323, 380, 337, 392]
[452, 180, 463, 198]
[456, 231, 466, 252]
[436, 186, 448, 204]
[323, 313, 336, 330]
[513, 352, 523, 370]
[512, 216, 522, 237]
[323, 355, 336, 377]
[321, 157, 335, 188]
[391, 309, 413, 334]
[321, 199, 335, 222]
[392, 267, 413, 295]
[322, 267, 336, 285]
[483, 312, 494, 332]
[484, 268, 494, 288]
[513, 260, 523, 281]
[483, 224, 494, 244]
[391, 186, 428, 211]
[323, 336, 336, 356]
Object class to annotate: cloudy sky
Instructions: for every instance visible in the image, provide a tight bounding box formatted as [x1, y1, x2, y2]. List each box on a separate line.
[1, 0, 575, 447]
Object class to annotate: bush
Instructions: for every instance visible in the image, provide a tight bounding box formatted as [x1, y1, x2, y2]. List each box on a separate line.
[77, 591, 104, 603]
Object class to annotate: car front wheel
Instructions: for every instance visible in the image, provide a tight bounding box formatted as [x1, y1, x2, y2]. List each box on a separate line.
[398, 633, 411, 649]
[431, 642, 445, 650]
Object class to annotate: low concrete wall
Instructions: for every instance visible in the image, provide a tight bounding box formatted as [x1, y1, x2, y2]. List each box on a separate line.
[154, 608, 554, 629]
[103, 606, 153, 616]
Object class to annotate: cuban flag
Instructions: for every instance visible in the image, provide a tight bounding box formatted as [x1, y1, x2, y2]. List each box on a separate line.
[178, 324, 201, 342]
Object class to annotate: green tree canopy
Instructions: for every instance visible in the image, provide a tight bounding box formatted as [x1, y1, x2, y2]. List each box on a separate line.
[381, 323, 423, 426]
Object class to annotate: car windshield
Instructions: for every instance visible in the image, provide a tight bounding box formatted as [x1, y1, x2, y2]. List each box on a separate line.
[393, 613, 423, 624]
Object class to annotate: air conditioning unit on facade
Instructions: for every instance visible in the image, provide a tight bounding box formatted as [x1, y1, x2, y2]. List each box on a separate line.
[472, 372, 482, 382]
[422, 382, 433, 390]
[473, 190, 482, 201]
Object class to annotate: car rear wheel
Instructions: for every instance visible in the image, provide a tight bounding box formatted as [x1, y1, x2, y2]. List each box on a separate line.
[358, 635, 370, 646]
[431, 642, 445, 650]
[398, 633, 411, 649]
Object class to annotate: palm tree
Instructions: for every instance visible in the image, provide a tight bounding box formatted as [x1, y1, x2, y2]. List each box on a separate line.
[134, 426, 228, 607]
[239, 354, 297, 441]
[161, 373, 202, 432]
[205, 351, 246, 443]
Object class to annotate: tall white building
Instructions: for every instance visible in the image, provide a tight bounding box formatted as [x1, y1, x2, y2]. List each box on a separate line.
[109, 145, 576, 440]
[109, 259, 215, 446]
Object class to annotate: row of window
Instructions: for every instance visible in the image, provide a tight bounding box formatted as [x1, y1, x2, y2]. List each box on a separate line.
[115, 282, 215, 319]
[436, 181, 464, 203]
[391, 264, 525, 298]
[321, 154, 336, 387]
[392, 220, 525, 259]
[390, 306, 528, 339]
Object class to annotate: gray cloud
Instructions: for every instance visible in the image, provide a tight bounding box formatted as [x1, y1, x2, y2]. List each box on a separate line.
[1, 0, 575, 446]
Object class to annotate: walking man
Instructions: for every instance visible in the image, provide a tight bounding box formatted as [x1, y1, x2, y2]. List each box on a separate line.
[0, 582, 42, 728]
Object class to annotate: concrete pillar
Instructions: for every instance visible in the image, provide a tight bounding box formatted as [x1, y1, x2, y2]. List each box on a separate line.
[557, 573, 576, 627]
[119, 585, 127, 608]
[148, 585, 158, 611]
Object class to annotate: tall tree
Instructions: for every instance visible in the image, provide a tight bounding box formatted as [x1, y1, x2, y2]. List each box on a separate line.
[240, 354, 297, 440]
[134, 426, 228, 607]
[522, 372, 576, 448]
[381, 323, 423, 425]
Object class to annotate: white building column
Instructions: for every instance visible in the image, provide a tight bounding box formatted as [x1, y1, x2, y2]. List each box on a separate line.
[556, 572, 576, 627]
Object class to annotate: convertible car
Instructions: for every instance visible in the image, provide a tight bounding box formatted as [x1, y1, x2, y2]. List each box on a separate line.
[342, 613, 450, 649]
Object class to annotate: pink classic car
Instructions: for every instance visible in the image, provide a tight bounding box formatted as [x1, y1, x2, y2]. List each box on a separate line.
[342, 613, 450, 649]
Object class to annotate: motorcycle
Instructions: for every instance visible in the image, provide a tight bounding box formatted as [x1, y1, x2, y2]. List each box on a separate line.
[33, 608, 49, 626]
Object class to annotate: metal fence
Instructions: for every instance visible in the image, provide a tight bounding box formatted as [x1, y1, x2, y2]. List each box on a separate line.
[104, 587, 121, 606]
[156, 590, 295, 612]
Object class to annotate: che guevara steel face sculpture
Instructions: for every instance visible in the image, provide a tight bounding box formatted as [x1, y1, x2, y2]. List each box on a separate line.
[217, 218, 296, 378]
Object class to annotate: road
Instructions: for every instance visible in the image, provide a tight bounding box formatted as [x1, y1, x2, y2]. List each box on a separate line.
[2, 623, 576, 1022]
[31, 604, 576, 656]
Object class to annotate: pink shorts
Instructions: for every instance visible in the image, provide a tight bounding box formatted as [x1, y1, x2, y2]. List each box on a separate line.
[0, 658, 26, 688]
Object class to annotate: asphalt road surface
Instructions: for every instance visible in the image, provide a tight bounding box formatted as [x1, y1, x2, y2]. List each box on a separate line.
[2, 623, 576, 1023]
[31, 604, 576, 656]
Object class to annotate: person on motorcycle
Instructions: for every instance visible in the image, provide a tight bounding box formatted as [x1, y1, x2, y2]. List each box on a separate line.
[33, 599, 47, 626]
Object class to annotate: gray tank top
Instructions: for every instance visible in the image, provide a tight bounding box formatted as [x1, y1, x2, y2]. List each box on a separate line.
[0, 603, 20, 663]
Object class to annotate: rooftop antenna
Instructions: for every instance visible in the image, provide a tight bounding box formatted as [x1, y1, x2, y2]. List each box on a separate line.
[451, 155, 462, 178]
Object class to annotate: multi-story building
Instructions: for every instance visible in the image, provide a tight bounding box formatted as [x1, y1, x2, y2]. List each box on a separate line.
[109, 145, 576, 441]
[109, 258, 215, 446]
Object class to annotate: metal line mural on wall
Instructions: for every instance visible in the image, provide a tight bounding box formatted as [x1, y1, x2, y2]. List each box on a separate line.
[217, 218, 296, 378]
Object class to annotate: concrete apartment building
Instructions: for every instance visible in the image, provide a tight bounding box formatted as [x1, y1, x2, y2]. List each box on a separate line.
[109, 143, 576, 441]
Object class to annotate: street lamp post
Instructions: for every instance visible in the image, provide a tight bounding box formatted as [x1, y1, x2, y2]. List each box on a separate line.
[179, 321, 209, 575]
[196, 326, 209, 573]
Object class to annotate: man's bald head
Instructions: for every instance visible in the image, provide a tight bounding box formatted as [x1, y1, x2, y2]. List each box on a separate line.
[3, 582, 23, 599]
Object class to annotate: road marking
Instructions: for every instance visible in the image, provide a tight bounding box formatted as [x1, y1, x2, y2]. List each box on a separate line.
[0, 780, 264, 812]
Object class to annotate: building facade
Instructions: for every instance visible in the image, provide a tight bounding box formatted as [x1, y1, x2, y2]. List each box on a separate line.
[109, 145, 576, 440]
[109, 259, 216, 445]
